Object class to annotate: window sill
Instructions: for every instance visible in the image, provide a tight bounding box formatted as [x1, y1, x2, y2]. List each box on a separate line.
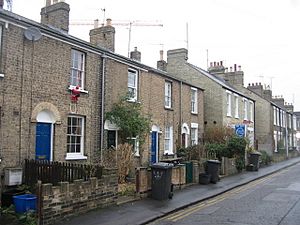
[226, 114, 232, 117]
[127, 99, 140, 104]
[165, 107, 173, 111]
[65, 154, 87, 160]
[0, 73, 4, 78]
[191, 112, 198, 115]
[68, 85, 89, 94]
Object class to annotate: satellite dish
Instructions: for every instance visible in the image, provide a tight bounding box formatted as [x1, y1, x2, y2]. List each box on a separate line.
[24, 27, 42, 41]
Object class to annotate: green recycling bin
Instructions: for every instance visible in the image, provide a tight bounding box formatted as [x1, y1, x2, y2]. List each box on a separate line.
[183, 162, 193, 183]
[151, 162, 173, 200]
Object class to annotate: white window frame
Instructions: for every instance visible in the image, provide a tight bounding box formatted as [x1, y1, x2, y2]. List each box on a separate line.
[128, 69, 138, 101]
[273, 107, 277, 125]
[70, 49, 85, 90]
[249, 101, 254, 122]
[243, 98, 248, 120]
[164, 126, 173, 154]
[190, 123, 198, 146]
[66, 115, 87, 160]
[191, 88, 198, 114]
[234, 94, 239, 118]
[165, 81, 172, 108]
[226, 91, 232, 117]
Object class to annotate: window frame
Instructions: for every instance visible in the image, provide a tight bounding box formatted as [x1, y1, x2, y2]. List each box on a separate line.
[70, 49, 85, 90]
[249, 101, 254, 122]
[66, 115, 87, 160]
[234, 94, 239, 118]
[243, 98, 248, 120]
[164, 81, 172, 109]
[128, 68, 138, 101]
[164, 126, 173, 154]
[190, 123, 198, 146]
[191, 87, 198, 114]
[226, 91, 232, 117]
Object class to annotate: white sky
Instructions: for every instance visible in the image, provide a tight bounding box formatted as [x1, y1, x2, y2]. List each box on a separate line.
[9, 0, 300, 111]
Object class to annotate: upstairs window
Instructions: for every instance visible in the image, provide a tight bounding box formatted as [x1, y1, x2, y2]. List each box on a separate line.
[128, 69, 138, 101]
[243, 99, 248, 120]
[191, 88, 198, 114]
[70, 49, 85, 89]
[234, 95, 239, 118]
[226, 91, 232, 117]
[165, 81, 172, 108]
[249, 101, 254, 121]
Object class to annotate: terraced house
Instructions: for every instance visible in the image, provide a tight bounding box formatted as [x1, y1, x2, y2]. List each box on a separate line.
[166, 49, 255, 145]
[0, 0, 204, 180]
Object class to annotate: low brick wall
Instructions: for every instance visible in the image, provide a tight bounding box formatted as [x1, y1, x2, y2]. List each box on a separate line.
[221, 157, 237, 176]
[39, 168, 118, 225]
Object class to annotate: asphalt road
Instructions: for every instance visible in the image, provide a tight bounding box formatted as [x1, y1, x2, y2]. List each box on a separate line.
[148, 163, 300, 225]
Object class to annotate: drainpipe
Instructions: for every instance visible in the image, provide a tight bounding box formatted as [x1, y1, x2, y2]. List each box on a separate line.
[285, 115, 288, 159]
[100, 54, 107, 164]
[180, 81, 182, 146]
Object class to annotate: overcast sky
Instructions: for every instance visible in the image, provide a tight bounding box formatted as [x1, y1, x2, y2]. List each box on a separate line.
[10, 0, 300, 111]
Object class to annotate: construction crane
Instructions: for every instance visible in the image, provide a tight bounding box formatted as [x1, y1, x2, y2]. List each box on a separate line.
[0, 0, 12, 11]
[70, 19, 163, 57]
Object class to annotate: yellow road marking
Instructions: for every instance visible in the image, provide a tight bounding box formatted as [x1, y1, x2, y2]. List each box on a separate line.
[163, 169, 288, 222]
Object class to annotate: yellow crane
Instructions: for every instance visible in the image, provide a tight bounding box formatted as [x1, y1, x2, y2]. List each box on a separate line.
[70, 19, 163, 57]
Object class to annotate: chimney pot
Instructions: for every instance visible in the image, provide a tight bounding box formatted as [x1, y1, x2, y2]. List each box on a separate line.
[159, 50, 164, 61]
[94, 19, 99, 28]
[230, 67, 233, 72]
[214, 62, 216, 66]
[106, 18, 112, 26]
[210, 62, 213, 67]
[217, 62, 219, 66]
[220, 61, 223, 66]
[0, 0, 3, 8]
[45, 0, 51, 6]
[238, 65, 241, 71]
[234, 64, 237, 72]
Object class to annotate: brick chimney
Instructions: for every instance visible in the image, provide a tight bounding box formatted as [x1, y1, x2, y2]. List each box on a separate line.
[157, 50, 167, 71]
[208, 61, 226, 79]
[40, 0, 70, 33]
[89, 18, 115, 52]
[285, 103, 294, 113]
[272, 96, 285, 107]
[130, 47, 141, 62]
[224, 64, 244, 87]
[247, 83, 264, 97]
[167, 48, 188, 64]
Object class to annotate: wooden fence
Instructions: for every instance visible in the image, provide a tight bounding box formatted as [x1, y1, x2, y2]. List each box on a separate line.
[24, 159, 103, 186]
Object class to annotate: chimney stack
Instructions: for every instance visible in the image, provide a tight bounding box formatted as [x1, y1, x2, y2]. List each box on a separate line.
[89, 18, 115, 52]
[40, 0, 70, 33]
[157, 50, 167, 71]
[130, 47, 141, 62]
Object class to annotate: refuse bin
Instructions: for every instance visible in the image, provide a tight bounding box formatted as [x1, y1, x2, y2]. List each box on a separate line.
[1, 188, 26, 207]
[151, 162, 173, 200]
[249, 152, 261, 171]
[13, 194, 37, 213]
[183, 161, 193, 183]
[206, 160, 221, 184]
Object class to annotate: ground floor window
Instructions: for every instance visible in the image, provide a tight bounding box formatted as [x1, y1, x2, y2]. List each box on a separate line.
[66, 115, 86, 160]
[107, 130, 117, 149]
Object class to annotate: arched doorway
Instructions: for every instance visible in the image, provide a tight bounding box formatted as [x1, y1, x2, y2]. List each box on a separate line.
[35, 110, 56, 161]
[151, 125, 159, 164]
[181, 123, 190, 148]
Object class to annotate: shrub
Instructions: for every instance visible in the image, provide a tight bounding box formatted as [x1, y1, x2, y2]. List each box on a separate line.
[260, 151, 272, 166]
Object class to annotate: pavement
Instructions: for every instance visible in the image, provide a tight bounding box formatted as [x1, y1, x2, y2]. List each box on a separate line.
[58, 157, 300, 225]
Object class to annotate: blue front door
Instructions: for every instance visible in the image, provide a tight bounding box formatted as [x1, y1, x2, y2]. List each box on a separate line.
[151, 131, 158, 164]
[35, 123, 51, 160]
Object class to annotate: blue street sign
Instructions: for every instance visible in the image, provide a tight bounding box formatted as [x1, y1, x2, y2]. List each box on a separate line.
[235, 124, 245, 137]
